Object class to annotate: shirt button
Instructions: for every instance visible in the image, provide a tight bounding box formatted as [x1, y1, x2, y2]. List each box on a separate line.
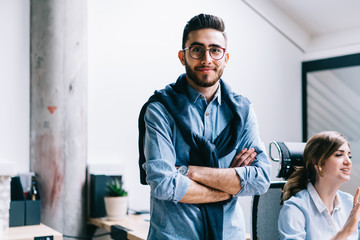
[200, 95, 204, 98]
[205, 112, 209, 116]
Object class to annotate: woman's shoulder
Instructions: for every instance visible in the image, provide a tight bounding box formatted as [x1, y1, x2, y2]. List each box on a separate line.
[283, 188, 311, 208]
[280, 189, 309, 222]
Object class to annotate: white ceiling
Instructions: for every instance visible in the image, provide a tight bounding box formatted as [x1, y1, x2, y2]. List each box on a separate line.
[270, 0, 360, 36]
[243, 0, 360, 56]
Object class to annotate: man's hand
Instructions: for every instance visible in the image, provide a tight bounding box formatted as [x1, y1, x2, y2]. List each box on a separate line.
[230, 148, 257, 168]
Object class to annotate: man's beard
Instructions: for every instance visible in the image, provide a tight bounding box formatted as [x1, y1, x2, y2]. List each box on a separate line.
[184, 58, 223, 88]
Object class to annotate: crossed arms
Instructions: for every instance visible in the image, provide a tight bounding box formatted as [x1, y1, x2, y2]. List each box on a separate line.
[143, 102, 271, 204]
[179, 148, 257, 204]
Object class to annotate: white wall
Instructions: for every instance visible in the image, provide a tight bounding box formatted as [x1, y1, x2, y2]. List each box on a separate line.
[0, 0, 30, 174]
[88, 0, 303, 233]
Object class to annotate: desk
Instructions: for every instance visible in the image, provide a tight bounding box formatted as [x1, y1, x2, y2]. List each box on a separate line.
[2, 224, 63, 240]
[89, 215, 149, 240]
[90, 215, 250, 240]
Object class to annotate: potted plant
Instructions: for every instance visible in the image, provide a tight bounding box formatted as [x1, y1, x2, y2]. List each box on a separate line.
[104, 178, 128, 220]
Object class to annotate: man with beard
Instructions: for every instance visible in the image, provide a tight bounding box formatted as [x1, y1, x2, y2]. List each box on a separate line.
[138, 14, 270, 240]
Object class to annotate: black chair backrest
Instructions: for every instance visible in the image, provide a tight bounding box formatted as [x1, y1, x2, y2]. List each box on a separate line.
[269, 141, 306, 179]
[251, 181, 286, 240]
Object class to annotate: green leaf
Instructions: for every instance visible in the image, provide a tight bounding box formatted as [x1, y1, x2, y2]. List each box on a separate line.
[105, 178, 128, 197]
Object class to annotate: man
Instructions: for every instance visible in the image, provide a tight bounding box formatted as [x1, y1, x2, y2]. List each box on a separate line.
[138, 14, 270, 240]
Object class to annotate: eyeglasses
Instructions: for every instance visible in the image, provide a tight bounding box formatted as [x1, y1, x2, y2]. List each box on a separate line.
[183, 46, 226, 60]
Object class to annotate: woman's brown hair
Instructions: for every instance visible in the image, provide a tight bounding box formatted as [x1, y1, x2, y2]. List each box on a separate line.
[282, 131, 348, 201]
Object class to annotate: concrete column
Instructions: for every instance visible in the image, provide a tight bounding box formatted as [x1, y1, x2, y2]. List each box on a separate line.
[30, 0, 87, 235]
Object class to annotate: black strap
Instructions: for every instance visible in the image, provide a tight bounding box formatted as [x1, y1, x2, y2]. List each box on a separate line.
[277, 142, 291, 179]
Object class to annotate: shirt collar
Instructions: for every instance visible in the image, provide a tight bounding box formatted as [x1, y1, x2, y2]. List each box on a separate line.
[186, 79, 222, 105]
[334, 193, 341, 211]
[307, 182, 341, 214]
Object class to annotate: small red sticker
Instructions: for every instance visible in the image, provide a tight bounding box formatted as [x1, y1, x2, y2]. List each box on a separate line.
[48, 106, 57, 114]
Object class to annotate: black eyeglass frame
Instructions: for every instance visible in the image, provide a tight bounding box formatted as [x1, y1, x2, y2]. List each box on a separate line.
[183, 46, 226, 60]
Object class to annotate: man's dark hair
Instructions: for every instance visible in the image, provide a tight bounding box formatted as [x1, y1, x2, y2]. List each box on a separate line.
[182, 13, 227, 49]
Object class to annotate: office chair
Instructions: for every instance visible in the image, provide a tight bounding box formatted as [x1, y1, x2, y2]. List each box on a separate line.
[251, 181, 285, 240]
[251, 141, 305, 240]
[269, 141, 306, 180]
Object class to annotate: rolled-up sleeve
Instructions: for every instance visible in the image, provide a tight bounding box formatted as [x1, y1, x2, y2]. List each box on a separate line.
[234, 105, 271, 196]
[143, 102, 190, 202]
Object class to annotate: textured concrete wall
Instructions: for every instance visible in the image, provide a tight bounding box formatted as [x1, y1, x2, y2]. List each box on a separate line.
[0, 176, 11, 233]
[30, 0, 87, 235]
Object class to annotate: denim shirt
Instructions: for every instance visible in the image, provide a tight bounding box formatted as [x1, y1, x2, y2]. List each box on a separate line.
[279, 183, 360, 240]
[143, 80, 271, 240]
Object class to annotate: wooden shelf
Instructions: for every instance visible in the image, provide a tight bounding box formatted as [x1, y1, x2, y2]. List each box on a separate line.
[89, 214, 250, 240]
[2, 224, 62, 240]
[89, 214, 149, 240]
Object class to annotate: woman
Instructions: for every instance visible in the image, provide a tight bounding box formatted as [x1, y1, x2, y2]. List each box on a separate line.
[278, 131, 360, 239]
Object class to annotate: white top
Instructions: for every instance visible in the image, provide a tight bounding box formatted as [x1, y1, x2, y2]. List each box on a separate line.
[278, 182, 360, 240]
